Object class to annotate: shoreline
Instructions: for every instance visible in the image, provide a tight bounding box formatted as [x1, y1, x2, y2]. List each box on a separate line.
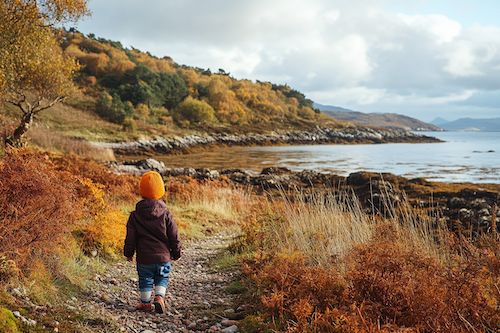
[94, 126, 442, 157]
[109, 158, 500, 236]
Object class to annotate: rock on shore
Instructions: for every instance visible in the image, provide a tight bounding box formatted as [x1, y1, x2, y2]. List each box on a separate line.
[94, 126, 441, 157]
[110, 160, 500, 237]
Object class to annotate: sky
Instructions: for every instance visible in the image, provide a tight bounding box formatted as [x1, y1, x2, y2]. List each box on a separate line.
[75, 0, 500, 122]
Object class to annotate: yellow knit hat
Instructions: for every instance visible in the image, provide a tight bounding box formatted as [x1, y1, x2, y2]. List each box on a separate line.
[139, 171, 165, 200]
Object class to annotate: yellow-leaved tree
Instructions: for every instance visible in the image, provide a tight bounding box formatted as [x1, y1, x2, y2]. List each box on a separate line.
[0, 0, 90, 142]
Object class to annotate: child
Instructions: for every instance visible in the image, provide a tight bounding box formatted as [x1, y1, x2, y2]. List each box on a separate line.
[124, 171, 182, 313]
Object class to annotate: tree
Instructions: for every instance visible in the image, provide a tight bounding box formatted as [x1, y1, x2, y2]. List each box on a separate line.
[118, 64, 188, 109]
[172, 96, 216, 124]
[0, 0, 90, 142]
[157, 72, 189, 110]
[95, 91, 133, 124]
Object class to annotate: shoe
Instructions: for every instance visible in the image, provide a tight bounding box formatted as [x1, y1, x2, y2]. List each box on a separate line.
[153, 296, 166, 314]
[136, 302, 154, 311]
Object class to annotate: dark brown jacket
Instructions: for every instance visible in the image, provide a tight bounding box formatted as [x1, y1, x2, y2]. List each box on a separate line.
[124, 199, 182, 264]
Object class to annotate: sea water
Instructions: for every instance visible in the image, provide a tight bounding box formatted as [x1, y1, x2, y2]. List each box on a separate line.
[153, 132, 500, 184]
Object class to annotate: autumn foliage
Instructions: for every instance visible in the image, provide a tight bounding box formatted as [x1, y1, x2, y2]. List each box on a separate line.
[0, 0, 90, 140]
[57, 31, 340, 133]
[0, 148, 134, 282]
[240, 191, 500, 332]
[0, 148, 80, 273]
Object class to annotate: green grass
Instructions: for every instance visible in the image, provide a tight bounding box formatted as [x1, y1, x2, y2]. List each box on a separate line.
[0, 308, 18, 333]
[210, 252, 240, 273]
[225, 279, 246, 295]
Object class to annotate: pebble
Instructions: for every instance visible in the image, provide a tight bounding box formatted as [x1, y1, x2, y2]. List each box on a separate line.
[221, 325, 238, 333]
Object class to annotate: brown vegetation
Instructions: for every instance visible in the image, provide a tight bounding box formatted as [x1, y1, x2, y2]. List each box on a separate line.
[321, 110, 442, 131]
[237, 187, 500, 332]
[0, 148, 138, 288]
[0, 148, 81, 275]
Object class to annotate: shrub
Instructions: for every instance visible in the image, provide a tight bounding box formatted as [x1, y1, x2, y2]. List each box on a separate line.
[122, 117, 137, 132]
[172, 96, 217, 124]
[75, 178, 127, 257]
[0, 308, 18, 333]
[346, 227, 500, 332]
[47, 153, 139, 204]
[0, 148, 81, 274]
[95, 91, 133, 124]
[0, 148, 137, 287]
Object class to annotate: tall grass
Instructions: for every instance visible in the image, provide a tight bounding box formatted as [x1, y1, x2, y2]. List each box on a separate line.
[166, 177, 254, 238]
[267, 181, 448, 269]
[28, 125, 115, 161]
[269, 188, 373, 268]
[240, 179, 500, 332]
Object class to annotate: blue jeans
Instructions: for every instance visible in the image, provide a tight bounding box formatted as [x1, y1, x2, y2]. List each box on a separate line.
[137, 262, 171, 292]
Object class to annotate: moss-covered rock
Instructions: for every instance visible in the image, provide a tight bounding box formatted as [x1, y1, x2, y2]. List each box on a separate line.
[0, 308, 18, 333]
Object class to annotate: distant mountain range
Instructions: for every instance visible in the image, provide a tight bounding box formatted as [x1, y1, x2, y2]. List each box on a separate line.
[314, 103, 442, 131]
[430, 117, 500, 132]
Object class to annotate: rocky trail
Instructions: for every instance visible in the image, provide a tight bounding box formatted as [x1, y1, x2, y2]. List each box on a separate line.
[83, 234, 245, 333]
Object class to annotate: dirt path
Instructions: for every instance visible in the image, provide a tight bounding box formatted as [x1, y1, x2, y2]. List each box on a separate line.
[85, 233, 244, 333]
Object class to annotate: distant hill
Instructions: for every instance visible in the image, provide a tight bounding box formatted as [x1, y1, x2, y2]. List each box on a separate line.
[436, 117, 500, 132]
[313, 103, 353, 112]
[316, 106, 442, 131]
[430, 117, 450, 126]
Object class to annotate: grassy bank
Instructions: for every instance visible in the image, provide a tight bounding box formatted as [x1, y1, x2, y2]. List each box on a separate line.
[235, 185, 500, 332]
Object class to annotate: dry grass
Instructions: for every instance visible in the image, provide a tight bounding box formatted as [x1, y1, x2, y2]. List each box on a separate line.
[268, 188, 374, 268]
[240, 181, 500, 332]
[28, 125, 116, 161]
[166, 176, 254, 238]
[267, 182, 448, 269]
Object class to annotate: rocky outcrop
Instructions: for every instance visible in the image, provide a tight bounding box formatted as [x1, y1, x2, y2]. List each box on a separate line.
[110, 159, 500, 237]
[95, 126, 441, 157]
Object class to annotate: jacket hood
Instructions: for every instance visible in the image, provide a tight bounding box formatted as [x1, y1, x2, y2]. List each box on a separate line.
[135, 199, 167, 220]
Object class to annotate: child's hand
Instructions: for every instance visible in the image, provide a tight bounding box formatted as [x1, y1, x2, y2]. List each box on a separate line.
[127, 256, 134, 262]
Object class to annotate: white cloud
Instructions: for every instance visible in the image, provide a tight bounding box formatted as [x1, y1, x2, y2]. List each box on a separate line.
[386, 90, 476, 105]
[75, 0, 500, 119]
[442, 41, 482, 77]
[397, 13, 462, 44]
[322, 10, 341, 22]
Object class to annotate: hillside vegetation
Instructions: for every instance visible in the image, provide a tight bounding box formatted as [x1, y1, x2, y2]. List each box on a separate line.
[38, 30, 347, 141]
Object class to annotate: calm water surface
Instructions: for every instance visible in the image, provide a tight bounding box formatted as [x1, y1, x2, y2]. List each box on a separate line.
[152, 132, 500, 184]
